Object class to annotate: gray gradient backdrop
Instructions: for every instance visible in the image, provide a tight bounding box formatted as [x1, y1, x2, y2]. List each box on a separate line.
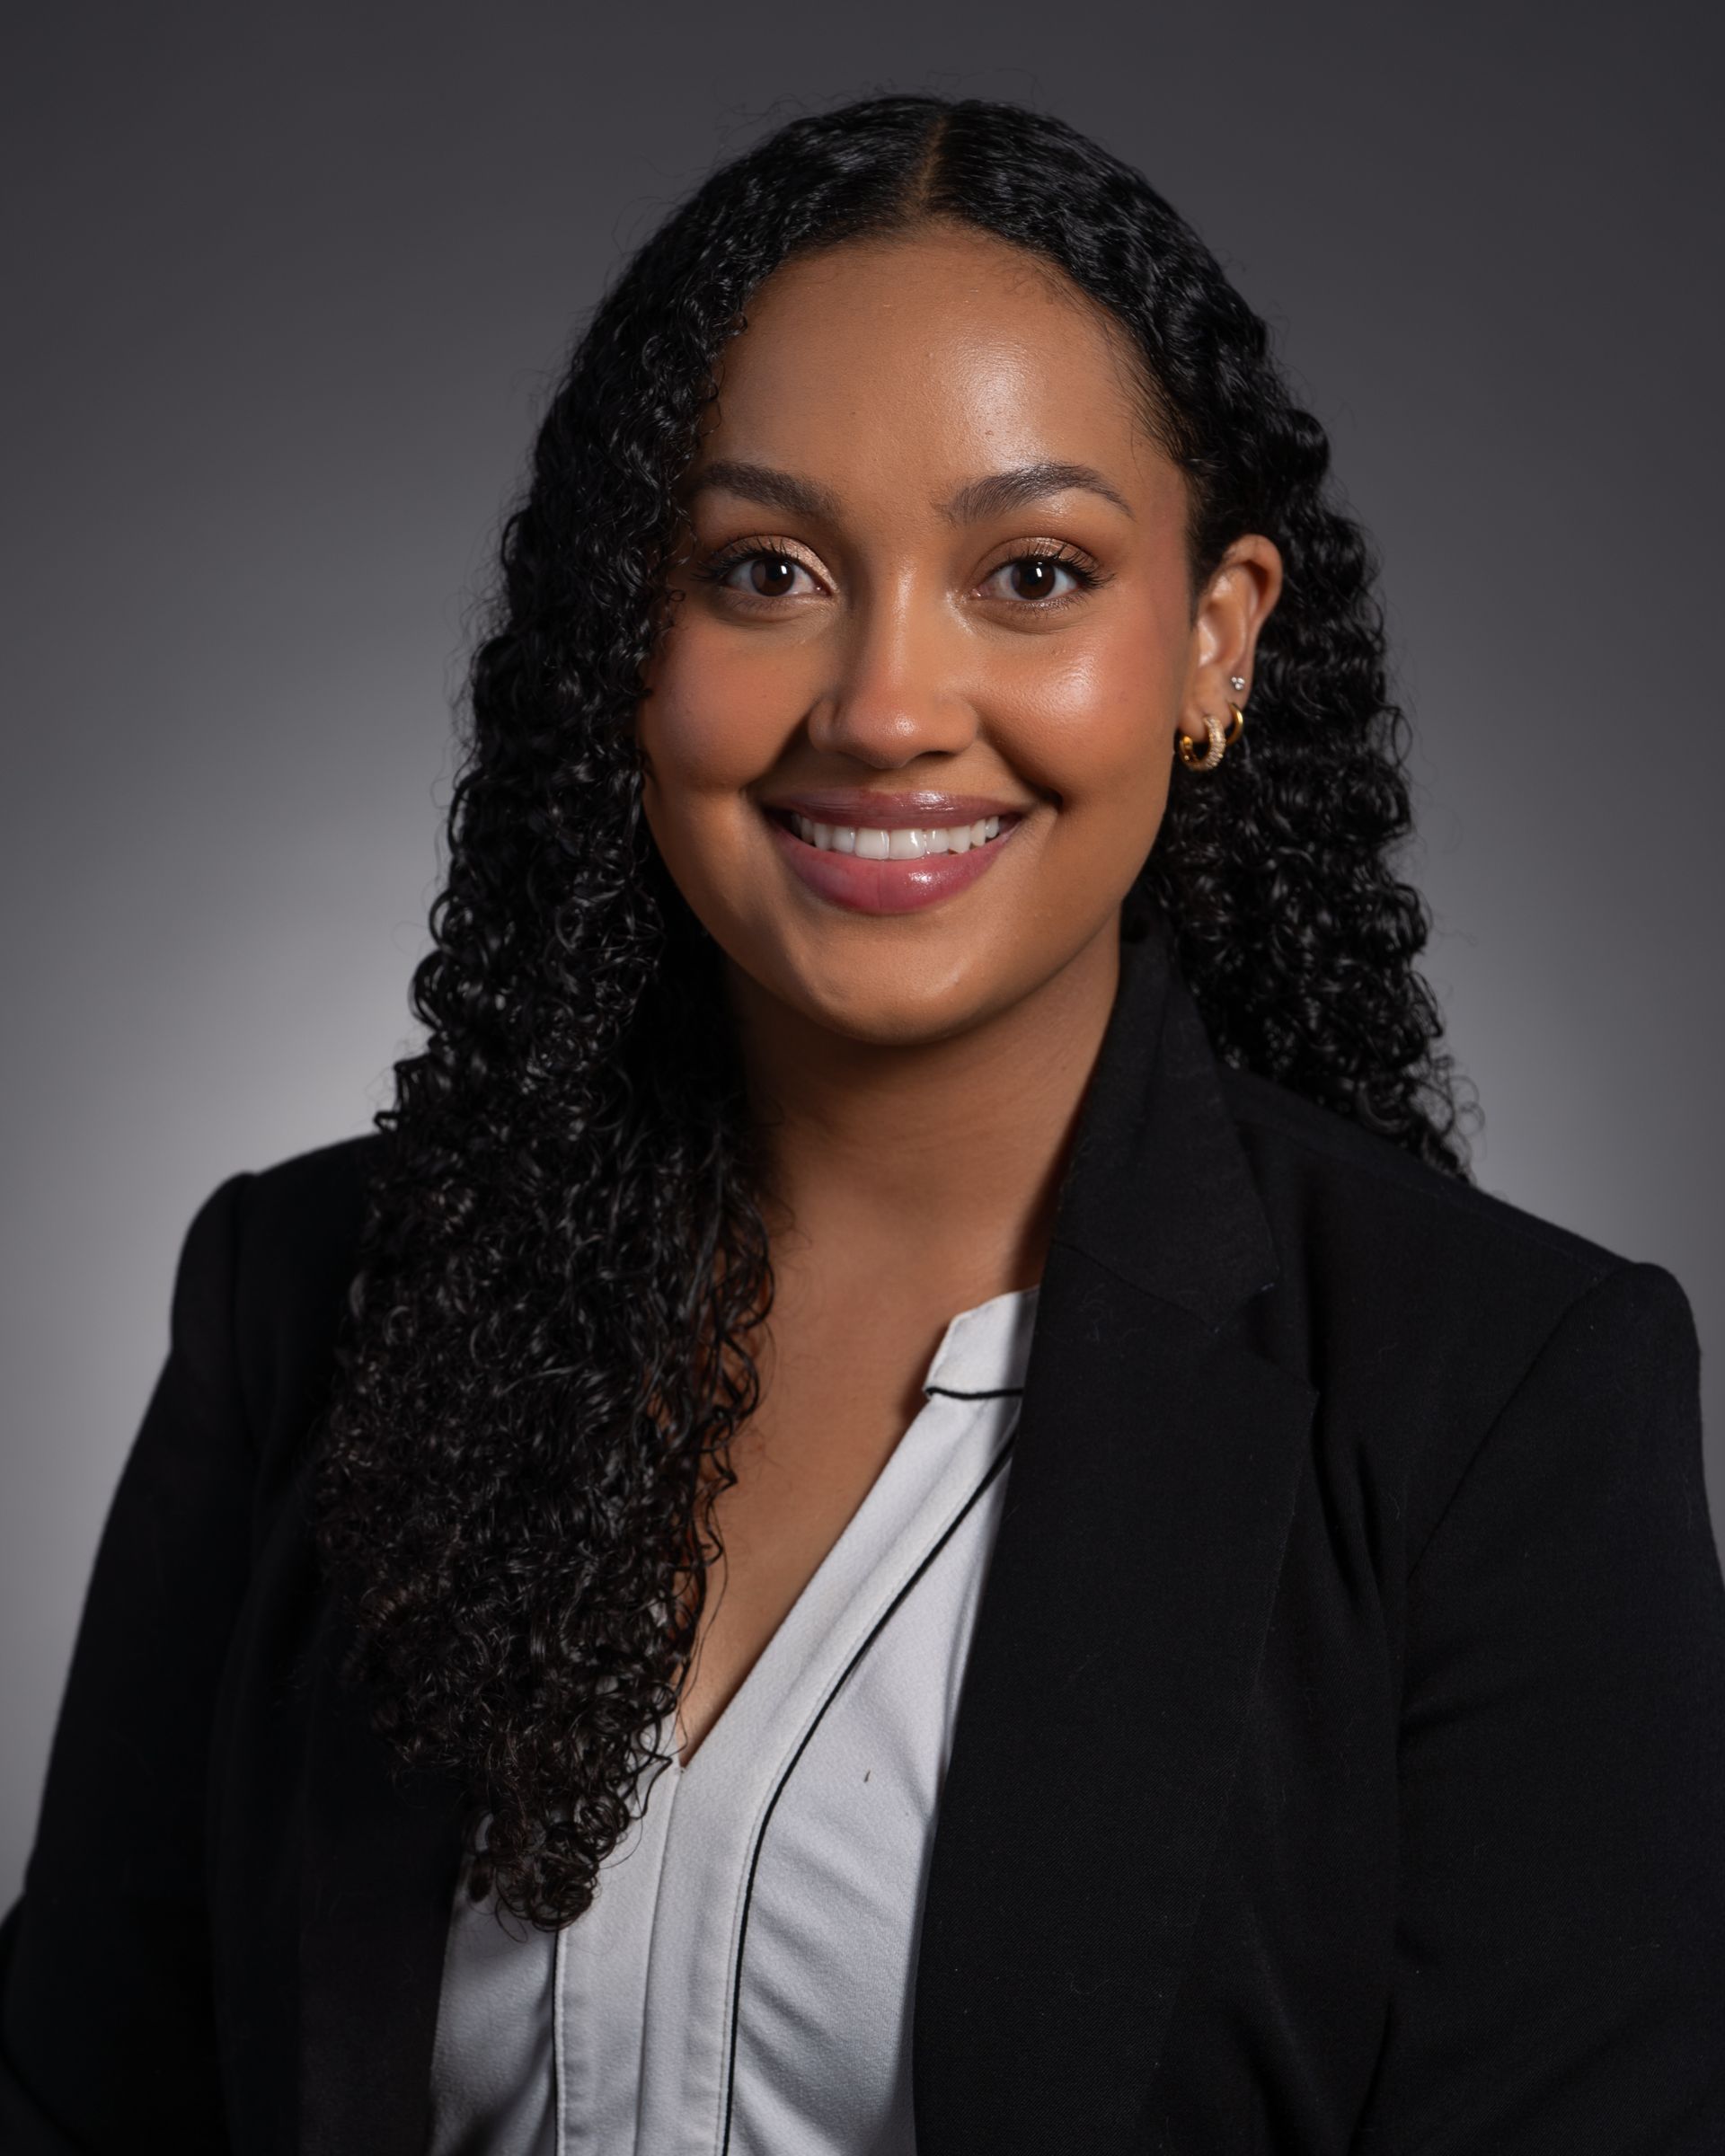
[4, 4, 1721, 1904]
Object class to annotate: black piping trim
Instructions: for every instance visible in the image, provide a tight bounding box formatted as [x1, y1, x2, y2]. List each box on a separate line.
[716, 1430, 1019, 2154]
[923, 1383, 1025, 1401]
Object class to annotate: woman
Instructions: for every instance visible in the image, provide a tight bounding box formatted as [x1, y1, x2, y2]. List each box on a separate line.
[3, 90, 1722, 2155]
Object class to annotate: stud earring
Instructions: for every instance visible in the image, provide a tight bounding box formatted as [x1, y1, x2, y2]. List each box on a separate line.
[1228, 674, 1246, 693]
[1176, 702, 1246, 773]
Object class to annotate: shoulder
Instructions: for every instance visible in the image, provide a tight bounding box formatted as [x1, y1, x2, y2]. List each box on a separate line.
[1216, 1066, 1698, 1551]
[181, 1131, 385, 1462]
[221, 1130, 384, 1325]
[1219, 1061, 1630, 1303]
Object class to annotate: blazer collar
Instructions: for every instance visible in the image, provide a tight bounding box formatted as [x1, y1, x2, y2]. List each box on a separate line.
[288, 888, 1312, 2154]
[910, 885, 1315, 2152]
[1050, 881, 1280, 1319]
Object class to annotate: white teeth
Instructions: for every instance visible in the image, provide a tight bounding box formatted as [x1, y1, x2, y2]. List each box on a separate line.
[786, 810, 1012, 858]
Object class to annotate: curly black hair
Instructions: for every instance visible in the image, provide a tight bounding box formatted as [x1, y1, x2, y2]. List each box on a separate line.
[313, 91, 1472, 1931]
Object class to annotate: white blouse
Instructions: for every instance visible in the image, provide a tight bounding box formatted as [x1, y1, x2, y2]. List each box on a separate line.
[427, 1282, 1039, 2156]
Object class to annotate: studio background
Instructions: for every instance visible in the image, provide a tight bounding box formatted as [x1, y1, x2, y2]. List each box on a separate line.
[4, 3, 1721, 1905]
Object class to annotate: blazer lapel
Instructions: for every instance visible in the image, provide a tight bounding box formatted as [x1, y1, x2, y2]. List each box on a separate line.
[912, 893, 1316, 2152]
[293, 1579, 467, 2156]
[210, 1446, 465, 2155]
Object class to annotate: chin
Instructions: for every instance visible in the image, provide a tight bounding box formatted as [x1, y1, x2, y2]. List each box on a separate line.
[783, 954, 1014, 1048]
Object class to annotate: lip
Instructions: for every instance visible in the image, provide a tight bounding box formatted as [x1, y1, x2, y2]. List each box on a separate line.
[759, 787, 1031, 830]
[764, 802, 1024, 915]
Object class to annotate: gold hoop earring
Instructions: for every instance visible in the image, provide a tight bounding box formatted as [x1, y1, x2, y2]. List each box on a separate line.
[1177, 702, 1245, 772]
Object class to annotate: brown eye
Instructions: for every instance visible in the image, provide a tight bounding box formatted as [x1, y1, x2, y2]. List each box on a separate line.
[1009, 559, 1060, 601]
[705, 549, 820, 598]
[981, 552, 1100, 605]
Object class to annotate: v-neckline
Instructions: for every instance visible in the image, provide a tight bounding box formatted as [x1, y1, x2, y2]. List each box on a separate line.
[547, 1285, 1039, 2156]
[669, 1282, 1040, 1778]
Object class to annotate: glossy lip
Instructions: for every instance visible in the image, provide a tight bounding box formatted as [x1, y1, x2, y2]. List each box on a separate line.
[763, 801, 1025, 915]
[759, 786, 1031, 830]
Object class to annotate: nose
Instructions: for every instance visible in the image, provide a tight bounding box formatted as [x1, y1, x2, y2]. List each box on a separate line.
[803, 578, 979, 769]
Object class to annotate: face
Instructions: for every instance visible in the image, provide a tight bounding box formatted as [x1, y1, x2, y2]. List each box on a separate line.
[635, 221, 1280, 1047]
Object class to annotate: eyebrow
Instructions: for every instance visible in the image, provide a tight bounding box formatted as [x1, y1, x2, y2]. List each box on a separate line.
[942, 460, 1135, 525]
[686, 456, 1134, 525]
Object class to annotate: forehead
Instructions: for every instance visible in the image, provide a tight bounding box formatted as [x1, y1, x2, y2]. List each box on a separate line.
[689, 224, 1172, 516]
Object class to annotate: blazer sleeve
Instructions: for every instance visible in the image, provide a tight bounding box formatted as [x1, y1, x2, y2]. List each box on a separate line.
[1355, 1259, 1725, 2152]
[0, 1171, 257, 2154]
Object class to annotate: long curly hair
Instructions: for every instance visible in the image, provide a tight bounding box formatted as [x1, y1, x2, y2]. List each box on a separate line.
[313, 92, 1471, 1930]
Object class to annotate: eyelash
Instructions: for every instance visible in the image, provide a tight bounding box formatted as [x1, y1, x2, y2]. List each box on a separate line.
[691, 538, 1108, 611]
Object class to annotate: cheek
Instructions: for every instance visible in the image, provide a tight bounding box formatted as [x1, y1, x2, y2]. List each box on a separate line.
[634, 623, 808, 928]
[640, 616, 812, 798]
[996, 634, 1178, 836]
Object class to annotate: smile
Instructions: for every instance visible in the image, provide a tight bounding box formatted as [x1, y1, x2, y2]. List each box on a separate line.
[763, 805, 1022, 916]
[787, 810, 1008, 858]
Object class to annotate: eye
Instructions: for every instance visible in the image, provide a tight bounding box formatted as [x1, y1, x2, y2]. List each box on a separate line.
[980, 549, 1103, 607]
[695, 545, 823, 601]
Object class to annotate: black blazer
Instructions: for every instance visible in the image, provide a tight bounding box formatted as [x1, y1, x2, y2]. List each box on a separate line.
[4, 902, 1724, 2154]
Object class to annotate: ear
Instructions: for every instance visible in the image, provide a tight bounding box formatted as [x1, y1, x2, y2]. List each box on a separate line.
[1179, 534, 1284, 740]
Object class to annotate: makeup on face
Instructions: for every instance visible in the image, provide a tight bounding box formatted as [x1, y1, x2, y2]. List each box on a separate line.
[633, 225, 1268, 1047]
[759, 787, 1031, 916]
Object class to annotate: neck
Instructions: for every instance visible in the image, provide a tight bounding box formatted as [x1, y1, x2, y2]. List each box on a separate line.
[723, 912, 1122, 1304]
